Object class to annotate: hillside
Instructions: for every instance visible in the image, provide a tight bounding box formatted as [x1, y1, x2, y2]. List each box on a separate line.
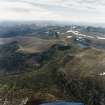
[1, 24, 105, 105]
[0, 42, 105, 105]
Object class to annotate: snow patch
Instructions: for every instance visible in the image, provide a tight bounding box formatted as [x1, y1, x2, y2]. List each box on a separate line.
[66, 36, 72, 38]
[97, 37, 105, 39]
[86, 35, 94, 38]
[100, 72, 105, 76]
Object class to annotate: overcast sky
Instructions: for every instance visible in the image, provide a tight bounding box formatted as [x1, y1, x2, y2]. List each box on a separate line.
[0, 0, 105, 23]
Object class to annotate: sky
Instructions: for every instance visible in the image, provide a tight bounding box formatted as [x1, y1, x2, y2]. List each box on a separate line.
[0, 0, 105, 23]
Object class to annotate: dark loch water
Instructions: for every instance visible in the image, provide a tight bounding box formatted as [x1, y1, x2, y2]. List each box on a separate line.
[78, 43, 89, 48]
[41, 101, 84, 105]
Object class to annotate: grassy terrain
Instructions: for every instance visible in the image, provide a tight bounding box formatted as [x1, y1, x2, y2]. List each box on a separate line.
[0, 42, 105, 105]
[0, 36, 59, 53]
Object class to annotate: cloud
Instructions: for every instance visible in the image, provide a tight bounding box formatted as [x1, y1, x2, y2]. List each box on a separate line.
[0, 0, 61, 21]
[0, 0, 105, 23]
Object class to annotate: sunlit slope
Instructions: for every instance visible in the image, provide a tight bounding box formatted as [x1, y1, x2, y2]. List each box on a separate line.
[65, 48, 105, 78]
[16, 37, 58, 53]
[0, 36, 59, 53]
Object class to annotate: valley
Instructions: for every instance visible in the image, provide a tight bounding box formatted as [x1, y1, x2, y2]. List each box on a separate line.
[0, 23, 105, 105]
